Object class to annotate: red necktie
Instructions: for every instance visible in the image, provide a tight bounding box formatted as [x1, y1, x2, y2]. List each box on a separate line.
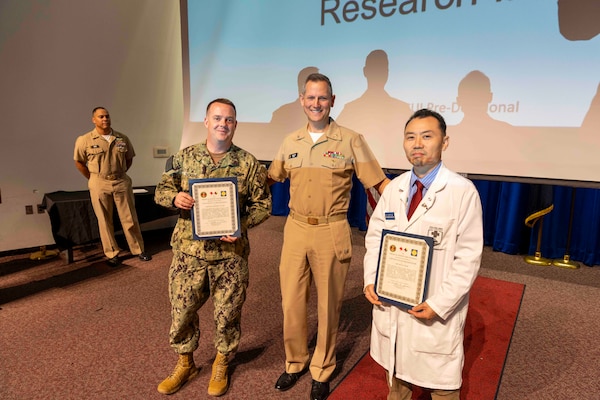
[407, 180, 424, 220]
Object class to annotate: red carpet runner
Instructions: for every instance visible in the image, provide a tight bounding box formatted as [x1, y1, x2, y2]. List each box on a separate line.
[329, 276, 525, 400]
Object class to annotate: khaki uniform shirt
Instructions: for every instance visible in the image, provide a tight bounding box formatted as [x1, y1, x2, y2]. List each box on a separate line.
[154, 142, 271, 261]
[73, 128, 134, 178]
[268, 119, 386, 217]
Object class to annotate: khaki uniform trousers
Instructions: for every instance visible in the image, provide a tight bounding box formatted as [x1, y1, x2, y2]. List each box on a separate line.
[88, 174, 144, 258]
[387, 373, 460, 400]
[279, 217, 350, 382]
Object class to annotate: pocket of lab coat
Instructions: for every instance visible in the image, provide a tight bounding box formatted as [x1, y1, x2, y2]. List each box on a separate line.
[421, 217, 455, 249]
[372, 304, 392, 339]
[410, 316, 461, 355]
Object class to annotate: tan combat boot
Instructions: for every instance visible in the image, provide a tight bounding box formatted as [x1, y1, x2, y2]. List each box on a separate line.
[157, 352, 199, 395]
[207, 352, 229, 397]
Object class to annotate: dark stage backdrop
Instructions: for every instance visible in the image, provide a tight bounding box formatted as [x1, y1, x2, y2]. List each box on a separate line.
[180, 0, 600, 184]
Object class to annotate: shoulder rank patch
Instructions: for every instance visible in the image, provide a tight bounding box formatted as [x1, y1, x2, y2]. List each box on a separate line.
[164, 155, 174, 172]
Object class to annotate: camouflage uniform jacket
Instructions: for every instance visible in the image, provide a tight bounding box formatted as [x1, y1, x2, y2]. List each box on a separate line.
[155, 142, 271, 261]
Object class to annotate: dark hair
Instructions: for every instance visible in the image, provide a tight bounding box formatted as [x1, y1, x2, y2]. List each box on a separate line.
[206, 98, 237, 116]
[405, 108, 447, 136]
[92, 106, 107, 115]
[303, 73, 333, 96]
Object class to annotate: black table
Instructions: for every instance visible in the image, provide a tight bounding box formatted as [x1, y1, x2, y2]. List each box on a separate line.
[42, 186, 177, 262]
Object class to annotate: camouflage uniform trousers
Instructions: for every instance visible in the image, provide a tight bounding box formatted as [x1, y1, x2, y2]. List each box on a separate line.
[168, 250, 249, 356]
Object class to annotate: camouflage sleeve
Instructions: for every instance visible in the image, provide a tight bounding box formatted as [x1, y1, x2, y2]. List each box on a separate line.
[154, 154, 181, 209]
[245, 161, 272, 229]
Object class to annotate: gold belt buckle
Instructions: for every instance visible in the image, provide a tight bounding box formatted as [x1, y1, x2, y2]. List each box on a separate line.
[307, 217, 319, 225]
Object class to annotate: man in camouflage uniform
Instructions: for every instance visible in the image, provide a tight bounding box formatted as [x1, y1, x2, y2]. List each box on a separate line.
[154, 98, 271, 397]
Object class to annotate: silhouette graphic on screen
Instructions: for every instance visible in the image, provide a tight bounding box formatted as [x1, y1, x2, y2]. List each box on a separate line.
[580, 81, 600, 146]
[558, 0, 600, 41]
[336, 49, 412, 168]
[455, 70, 513, 129]
[269, 66, 319, 134]
[450, 70, 520, 170]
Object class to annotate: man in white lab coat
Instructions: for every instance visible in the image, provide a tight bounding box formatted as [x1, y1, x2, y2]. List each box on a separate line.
[363, 109, 483, 400]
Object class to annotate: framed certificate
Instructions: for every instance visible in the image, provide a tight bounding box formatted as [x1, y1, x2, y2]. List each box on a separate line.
[189, 177, 241, 240]
[374, 229, 434, 309]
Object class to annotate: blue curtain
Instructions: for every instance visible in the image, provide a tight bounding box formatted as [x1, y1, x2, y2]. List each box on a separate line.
[271, 176, 600, 267]
[541, 186, 600, 266]
[271, 179, 290, 216]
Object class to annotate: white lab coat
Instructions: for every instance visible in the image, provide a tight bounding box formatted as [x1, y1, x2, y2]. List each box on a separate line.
[363, 163, 483, 390]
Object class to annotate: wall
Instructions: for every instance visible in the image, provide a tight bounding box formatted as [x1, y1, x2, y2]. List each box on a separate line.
[0, 0, 184, 252]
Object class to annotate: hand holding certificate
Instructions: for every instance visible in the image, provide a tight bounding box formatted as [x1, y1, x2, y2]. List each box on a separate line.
[374, 230, 434, 308]
[189, 177, 241, 240]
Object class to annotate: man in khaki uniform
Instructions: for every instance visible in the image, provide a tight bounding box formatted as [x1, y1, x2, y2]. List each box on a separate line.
[74, 107, 151, 266]
[269, 73, 389, 400]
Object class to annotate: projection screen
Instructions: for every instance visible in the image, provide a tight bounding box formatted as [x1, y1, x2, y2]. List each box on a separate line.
[180, 0, 600, 185]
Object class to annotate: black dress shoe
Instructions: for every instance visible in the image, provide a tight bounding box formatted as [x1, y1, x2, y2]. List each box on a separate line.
[138, 252, 152, 261]
[310, 380, 329, 400]
[106, 256, 121, 267]
[275, 369, 307, 391]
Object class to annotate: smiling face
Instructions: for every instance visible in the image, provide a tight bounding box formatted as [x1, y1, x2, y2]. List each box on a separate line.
[300, 80, 335, 132]
[403, 115, 449, 177]
[92, 108, 111, 132]
[204, 101, 237, 149]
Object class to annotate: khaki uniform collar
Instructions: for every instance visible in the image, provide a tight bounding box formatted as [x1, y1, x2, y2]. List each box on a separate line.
[91, 128, 120, 138]
[293, 118, 342, 142]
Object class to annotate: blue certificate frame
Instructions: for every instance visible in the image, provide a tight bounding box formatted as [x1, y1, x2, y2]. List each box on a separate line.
[374, 229, 434, 309]
[189, 177, 241, 240]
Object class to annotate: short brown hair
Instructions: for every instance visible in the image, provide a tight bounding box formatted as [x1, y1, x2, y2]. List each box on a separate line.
[302, 73, 333, 97]
[206, 98, 236, 116]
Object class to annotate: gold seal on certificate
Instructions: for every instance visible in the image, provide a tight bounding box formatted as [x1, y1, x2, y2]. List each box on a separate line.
[189, 177, 241, 240]
[374, 229, 434, 308]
